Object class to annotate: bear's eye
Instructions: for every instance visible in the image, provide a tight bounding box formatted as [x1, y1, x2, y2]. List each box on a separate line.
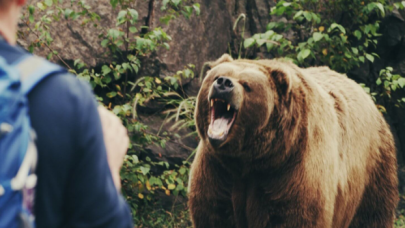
[241, 82, 251, 92]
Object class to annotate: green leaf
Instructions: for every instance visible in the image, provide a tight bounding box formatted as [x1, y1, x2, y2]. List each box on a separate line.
[293, 10, 303, 20]
[113, 71, 120, 80]
[37, 2, 46, 10]
[128, 9, 138, 23]
[244, 38, 255, 48]
[266, 42, 275, 52]
[256, 39, 265, 47]
[179, 167, 186, 175]
[193, 3, 201, 16]
[168, 184, 176, 190]
[116, 40, 124, 47]
[354, 30, 362, 40]
[28, 5, 35, 15]
[375, 3, 385, 17]
[359, 56, 365, 63]
[129, 26, 137, 33]
[313, 32, 323, 42]
[397, 78, 405, 88]
[64, 9, 73, 19]
[266, 22, 277, 30]
[101, 39, 109, 47]
[74, 59, 81, 67]
[131, 64, 139, 73]
[106, 91, 117, 98]
[110, 0, 119, 8]
[312, 13, 320, 24]
[172, 0, 181, 7]
[351, 47, 359, 55]
[297, 49, 311, 62]
[263, 30, 274, 39]
[103, 75, 112, 84]
[363, 86, 370, 93]
[108, 29, 121, 40]
[376, 78, 382, 85]
[140, 166, 150, 175]
[365, 54, 374, 63]
[384, 80, 390, 89]
[329, 23, 346, 34]
[303, 11, 312, 21]
[117, 10, 127, 25]
[102, 65, 111, 75]
[44, 0, 53, 7]
[364, 25, 371, 34]
[47, 52, 53, 60]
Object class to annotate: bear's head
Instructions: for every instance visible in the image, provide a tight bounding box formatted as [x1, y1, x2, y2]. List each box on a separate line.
[195, 54, 299, 158]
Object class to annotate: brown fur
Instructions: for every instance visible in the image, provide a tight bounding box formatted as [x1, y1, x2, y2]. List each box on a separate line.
[188, 54, 398, 228]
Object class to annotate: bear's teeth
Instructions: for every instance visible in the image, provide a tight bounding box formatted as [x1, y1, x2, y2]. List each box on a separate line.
[227, 104, 230, 111]
[211, 99, 214, 107]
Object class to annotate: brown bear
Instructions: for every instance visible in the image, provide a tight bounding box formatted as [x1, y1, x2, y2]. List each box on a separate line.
[188, 54, 398, 228]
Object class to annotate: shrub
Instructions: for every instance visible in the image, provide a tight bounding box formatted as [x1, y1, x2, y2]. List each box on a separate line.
[236, 0, 405, 114]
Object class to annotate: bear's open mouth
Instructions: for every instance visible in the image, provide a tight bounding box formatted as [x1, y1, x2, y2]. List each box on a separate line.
[208, 98, 237, 146]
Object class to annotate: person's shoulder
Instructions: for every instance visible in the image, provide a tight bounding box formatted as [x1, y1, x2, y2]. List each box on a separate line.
[41, 72, 93, 97]
[0, 40, 31, 64]
[28, 71, 97, 122]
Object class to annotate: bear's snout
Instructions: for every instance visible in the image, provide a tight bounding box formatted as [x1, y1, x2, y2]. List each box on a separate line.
[210, 76, 235, 102]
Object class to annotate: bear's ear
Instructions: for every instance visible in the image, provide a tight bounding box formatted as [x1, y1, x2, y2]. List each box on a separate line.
[199, 54, 233, 82]
[271, 69, 293, 98]
[208, 53, 233, 69]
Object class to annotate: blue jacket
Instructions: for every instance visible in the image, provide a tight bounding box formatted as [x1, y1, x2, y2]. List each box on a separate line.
[0, 39, 133, 228]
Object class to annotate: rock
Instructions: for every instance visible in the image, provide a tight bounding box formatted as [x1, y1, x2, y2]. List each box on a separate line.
[19, 0, 122, 67]
[18, 0, 275, 80]
[137, 113, 198, 165]
[154, 0, 233, 83]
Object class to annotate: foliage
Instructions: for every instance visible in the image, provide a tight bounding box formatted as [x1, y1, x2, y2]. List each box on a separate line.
[376, 67, 405, 107]
[236, 0, 405, 114]
[397, 209, 405, 228]
[20, 0, 199, 227]
[241, 0, 386, 71]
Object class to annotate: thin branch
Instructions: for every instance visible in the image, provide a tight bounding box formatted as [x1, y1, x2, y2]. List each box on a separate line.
[26, 22, 72, 70]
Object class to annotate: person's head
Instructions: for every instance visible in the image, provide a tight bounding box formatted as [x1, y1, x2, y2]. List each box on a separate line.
[0, 0, 27, 45]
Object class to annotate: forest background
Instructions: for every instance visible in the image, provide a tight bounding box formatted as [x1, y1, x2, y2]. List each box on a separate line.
[17, 0, 405, 227]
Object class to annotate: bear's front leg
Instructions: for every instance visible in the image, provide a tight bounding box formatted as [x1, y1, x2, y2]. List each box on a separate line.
[244, 173, 334, 228]
[246, 197, 330, 228]
[188, 197, 235, 228]
[188, 150, 235, 228]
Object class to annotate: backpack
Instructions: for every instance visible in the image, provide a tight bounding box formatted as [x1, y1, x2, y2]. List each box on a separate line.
[0, 55, 66, 228]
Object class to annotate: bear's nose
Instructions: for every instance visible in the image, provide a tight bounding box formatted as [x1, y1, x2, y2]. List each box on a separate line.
[214, 76, 234, 93]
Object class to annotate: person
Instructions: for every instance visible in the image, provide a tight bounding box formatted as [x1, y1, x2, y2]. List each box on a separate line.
[0, 0, 134, 227]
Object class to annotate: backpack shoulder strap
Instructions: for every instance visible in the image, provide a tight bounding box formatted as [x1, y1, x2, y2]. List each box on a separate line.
[14, 55, 67, 94]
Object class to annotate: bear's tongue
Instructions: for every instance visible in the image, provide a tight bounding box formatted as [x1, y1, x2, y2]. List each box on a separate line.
[209, 100, 235, 137]
[211, 117, 230, 134]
